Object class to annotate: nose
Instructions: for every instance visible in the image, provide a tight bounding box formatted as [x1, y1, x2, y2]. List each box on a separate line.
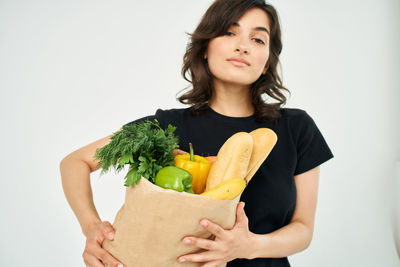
[235, 36, 250, 54]
[235, 47, 248, 54]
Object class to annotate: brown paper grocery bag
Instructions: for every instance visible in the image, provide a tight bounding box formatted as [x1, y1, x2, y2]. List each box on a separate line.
[103, 176, 241, 267]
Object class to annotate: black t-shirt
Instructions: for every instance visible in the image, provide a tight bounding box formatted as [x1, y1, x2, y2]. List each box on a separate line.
[123, 105, 334, 267]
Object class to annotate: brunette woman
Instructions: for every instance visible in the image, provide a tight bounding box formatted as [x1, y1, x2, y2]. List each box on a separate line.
[60, 1, 334, 266]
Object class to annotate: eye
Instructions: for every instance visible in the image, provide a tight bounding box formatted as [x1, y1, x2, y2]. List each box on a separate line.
[253, 38, 265, 45]
[224, 31, 266, 45]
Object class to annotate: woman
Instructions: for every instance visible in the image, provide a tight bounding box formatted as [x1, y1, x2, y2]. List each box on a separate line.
[60, 0, 334, 266]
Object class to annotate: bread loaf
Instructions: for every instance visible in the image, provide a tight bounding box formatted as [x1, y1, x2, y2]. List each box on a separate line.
[205, 132, 253, 191]
[245, 128, 277, 183]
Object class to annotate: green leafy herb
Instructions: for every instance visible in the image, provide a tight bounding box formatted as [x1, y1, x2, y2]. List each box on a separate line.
[94, 119, 179, 187]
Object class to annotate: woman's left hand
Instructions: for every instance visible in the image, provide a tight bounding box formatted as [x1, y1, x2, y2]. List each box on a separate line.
[177, 201, 255, 266]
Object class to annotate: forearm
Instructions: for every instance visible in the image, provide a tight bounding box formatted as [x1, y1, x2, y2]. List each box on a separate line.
[247, 221, 312, 259]
[60, 157, 101, 236]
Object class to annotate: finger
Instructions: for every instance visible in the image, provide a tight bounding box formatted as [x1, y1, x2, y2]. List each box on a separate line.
[200, 260, 225, 267]
[84, 253, 105, 267]
[182, 236, 217, 251]
[178, 250, 218, 263]
[94, 246, 123, 267]
[94, 222, 114, 245]
[173, 149, 188, 156]
[101, 221, 115, 240]
[205, 156, 217, 163]
[200, 219, 227, 239]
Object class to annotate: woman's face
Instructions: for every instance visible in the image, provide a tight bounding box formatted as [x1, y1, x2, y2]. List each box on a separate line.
[205, 8, 271, 87]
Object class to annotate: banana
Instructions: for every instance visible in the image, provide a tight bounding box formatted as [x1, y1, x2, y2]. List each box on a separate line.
[200, 178, 247, 200]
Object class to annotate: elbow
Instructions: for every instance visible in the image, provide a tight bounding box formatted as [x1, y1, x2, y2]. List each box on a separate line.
[60, 154, 94, 174]
[59, 154, 78, 174]
[60, 157, 67, 170]
[294, 221, 314, 251]
[59, 156, 72, 177]
[302, 225, 314, 250]
[60, 154, 72, 169]
[304, 234, 313, 250]
[59, 157, 67, 168]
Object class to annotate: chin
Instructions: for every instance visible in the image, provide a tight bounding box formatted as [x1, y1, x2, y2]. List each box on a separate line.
[211, 69, 259, 85]
[223, 74, 258, 85]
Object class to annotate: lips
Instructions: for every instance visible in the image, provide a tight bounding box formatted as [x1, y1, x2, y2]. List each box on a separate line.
[227, 57, 250, 66]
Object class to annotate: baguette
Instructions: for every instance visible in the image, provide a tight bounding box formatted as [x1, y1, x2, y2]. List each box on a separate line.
[245, 128, 277, 183]
[205, 132, 253, 191]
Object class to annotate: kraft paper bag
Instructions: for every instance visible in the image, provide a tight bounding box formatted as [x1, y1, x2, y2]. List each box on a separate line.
[103, 176, 241, 267]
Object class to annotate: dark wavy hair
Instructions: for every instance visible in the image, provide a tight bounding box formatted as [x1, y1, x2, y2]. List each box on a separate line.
[176, 0, 290, 124]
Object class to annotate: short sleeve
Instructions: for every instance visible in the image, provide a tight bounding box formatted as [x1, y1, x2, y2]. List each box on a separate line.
[122, 108, 166, 129]
[293, 111, 334, 176]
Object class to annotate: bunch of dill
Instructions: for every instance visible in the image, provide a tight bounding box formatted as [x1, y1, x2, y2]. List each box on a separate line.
[94, 119, 179, 187]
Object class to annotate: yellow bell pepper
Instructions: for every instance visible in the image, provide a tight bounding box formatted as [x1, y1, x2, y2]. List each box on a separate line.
[174, 143, 211, 194]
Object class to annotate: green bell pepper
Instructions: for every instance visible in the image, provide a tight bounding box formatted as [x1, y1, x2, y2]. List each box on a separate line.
[155, 166, 194, 193]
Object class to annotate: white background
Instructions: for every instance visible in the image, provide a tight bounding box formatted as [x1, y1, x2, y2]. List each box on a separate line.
[0, 0, 399, 266]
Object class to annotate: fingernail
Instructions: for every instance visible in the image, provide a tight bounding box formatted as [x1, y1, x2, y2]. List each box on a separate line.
[184, 238, 191, 244]
[179, 257, 186, 262]
[201, 220, 208, 227]
[108, 232, 114, 239]
[118, 264, 123, 267]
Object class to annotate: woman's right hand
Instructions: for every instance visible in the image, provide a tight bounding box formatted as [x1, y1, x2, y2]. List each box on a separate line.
[82, 221, 124, 267]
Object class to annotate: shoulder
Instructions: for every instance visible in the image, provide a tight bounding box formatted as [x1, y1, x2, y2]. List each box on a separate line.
[280, 107, 309, 119]
[122, 107, 191, 129]
[154, 107, 192, 129]
[282, 108, 334, 175]
[279, 107, 319, 140]
[280, 107, 315, 127]
[155, 107, 189, 117]
[155, 107, 191, 121]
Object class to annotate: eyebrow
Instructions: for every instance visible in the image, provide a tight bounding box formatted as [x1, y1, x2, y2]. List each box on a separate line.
[231, 22, 270, 36]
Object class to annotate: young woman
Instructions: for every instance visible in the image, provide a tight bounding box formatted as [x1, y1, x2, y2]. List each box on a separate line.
[60, 0, 334, 266]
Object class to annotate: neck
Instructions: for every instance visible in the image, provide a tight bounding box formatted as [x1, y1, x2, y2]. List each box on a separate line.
[208, 79, 254, 117]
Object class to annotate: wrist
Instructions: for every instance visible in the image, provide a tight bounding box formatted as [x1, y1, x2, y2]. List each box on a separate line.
[245, 232, 261, 260]
[81, 218, 102, 237]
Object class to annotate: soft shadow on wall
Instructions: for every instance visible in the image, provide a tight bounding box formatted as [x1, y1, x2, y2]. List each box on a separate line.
[393, 162, 400, 260]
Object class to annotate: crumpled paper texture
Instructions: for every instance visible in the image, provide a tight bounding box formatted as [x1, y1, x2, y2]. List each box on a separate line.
[103, 176, 241, 267]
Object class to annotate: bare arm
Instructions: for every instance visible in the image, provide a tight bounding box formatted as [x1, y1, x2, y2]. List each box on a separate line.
[60, 129, 188, 266]
[248, 166, 320, 259]
[59, 130, 186, 236]
[59, 130, 119, 236]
